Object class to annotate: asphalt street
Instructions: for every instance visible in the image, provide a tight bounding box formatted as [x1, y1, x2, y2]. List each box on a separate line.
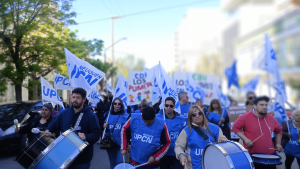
[0, 144, 298, 169]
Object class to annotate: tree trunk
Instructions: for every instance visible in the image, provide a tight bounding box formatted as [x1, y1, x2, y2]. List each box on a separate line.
[33, 83, 38, 100]
[15, 85, 22, 102]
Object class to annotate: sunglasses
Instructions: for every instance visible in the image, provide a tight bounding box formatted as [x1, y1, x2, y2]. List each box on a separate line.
[165, 104, 174, 108]
[248, 97, 254, 100]
[114, 102, 121, 105]
[192, 112, 203, 117]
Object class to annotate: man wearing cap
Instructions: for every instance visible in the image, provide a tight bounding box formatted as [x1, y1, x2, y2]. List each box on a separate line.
[15, 103, 56, 142]
[121, 107, 171, 169]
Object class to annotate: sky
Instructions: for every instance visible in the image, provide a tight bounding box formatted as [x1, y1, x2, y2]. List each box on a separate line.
[69, 0, 220, 71]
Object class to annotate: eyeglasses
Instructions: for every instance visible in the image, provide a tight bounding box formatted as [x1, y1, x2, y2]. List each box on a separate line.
[248, 97, 254, 100]
[192, 112, 203, 117]
[165, 104, 174, 108]
[114, 103, 121, 105]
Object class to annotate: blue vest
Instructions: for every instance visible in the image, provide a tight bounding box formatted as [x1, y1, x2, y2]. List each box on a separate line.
[207, 108, 227, 125]
[134, 109, 142, 114]
[130, 114, 164, 164]
[105, 113, 129, 146]
[180, 103, 190, 124]
[185, 123, 219, 169]
[157, 114, 185, 156]
[284, 125, 300, 158]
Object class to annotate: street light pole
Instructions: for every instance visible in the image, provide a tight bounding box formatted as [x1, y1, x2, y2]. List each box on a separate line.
[110, 15, 123, 87]
[103, 37, 127, 64]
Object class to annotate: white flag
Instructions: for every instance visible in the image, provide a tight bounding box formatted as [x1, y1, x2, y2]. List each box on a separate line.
[214, 83, 230, 108]
[65, 48, 105, 95]
[53, 71, 73, 91]
[114, 74, 128, 108]
[87, 88, 103, 107]
[41, 77, 64, 108]
[106, 82, 114, 93]
[158, 62, 181, 113]
[186, 73, 206, 103]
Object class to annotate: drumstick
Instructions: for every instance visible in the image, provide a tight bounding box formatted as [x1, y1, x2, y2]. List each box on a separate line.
[123, 156, 125, 169]
[252, 134, 264, 143]
[246, 134, 263, 147]
[184, 162, 187, 169]
[129, 163, 148, 169]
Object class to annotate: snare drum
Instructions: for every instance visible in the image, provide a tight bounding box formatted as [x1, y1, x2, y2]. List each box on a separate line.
[251, 153, 282, 165]
[202, 141, 254, 169]
[28, 129, 89, 169]
[114, 163, 134, 169]
[16, 134, 54, 169]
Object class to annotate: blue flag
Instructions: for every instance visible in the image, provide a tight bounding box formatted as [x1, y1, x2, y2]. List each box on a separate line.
[225, 60, 239, 89]
[241, 76, 260, 93]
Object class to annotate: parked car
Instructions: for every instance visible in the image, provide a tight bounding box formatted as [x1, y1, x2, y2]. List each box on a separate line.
[0, 101, 43, 153]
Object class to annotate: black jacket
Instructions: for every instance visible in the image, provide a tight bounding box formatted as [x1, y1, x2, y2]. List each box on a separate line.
[47, 105, 101, 164]
[96, 101, 110, 123]
[19, 115, 55, 142]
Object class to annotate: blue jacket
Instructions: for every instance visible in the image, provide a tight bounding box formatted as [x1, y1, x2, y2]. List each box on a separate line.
[47, 105, 100, 164]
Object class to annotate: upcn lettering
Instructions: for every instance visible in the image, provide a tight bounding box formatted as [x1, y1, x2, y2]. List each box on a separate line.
[134, 133, 153, 143]
[70, 65, 102, 86]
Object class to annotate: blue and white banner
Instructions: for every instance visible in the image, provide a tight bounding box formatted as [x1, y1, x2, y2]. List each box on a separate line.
[87, 88, 103, 107]
[53, 71, 73, 91]
[114, 74, 128, 108]
[106, 82, 114, 93]
[158, 62, 181, 113]
[65, 48, 105, 95]
[273, 92, 288, 121]
[186, 73, 206, 103]
[41, 77, 64, 109]
[214, 83, 230, 108]
[152, 67, 161, 103]
[225, 60, 240, 89]
[241, 76, 260, 93]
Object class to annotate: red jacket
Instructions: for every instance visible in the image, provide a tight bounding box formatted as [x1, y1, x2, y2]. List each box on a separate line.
[232, 108, 282, 154]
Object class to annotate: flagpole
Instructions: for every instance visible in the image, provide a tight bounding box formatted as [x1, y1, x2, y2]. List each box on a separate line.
[268, 73, 272, 104]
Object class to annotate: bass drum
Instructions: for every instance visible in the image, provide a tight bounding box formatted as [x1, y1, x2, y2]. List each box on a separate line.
[114, 163, 134, 169]
[16, 133, 54, 169]
[202, 141, 254, 169]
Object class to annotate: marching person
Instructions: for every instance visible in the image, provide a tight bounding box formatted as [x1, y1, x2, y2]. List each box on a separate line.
[121, 107, 171, 169]
[15, 103, 56, 142]
[95, 92, 110, 143]
[174, 105, 228, 169]
[178, 91, 190, 124]
[60, 97, 70, 109]
[245, 91, 256, 112]
[282, 110, 300, 169]
[207, 99, 230, 139]
[45, 88, 100, 169]
[232, 96, 283, 169]
[157, 97, 185, 169]
[195, 99, 208, 115]
[134, 99, 148, 113]
[103, 97, 129, 169]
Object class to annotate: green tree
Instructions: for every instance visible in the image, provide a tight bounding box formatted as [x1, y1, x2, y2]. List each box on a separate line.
[114, 55, 145, 78]
[0, 0, 104, 101]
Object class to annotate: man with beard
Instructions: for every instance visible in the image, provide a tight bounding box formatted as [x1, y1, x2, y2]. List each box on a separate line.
[232, 96, 283, 169]
[45, 88, 100, 169]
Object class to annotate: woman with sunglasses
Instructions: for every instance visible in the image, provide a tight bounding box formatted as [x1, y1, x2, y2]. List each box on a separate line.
[207, 99, 230, 139]
[103, 97, 129, 169]
[175, 105, 227, 169]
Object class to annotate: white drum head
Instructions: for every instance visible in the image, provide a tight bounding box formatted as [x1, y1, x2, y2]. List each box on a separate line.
[114, 163, 134, 169]
[203, 145, 231, 169]
[251, 154, 280, 159]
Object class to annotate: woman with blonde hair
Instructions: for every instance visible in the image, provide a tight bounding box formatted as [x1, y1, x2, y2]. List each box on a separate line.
[175, 105, 227, 169]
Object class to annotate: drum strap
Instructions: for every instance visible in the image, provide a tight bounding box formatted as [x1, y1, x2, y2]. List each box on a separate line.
[74, 113, 84, 131]
[192, 126, 209, 141]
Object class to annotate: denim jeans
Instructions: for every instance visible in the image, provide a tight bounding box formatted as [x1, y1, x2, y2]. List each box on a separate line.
[106, 146, 123, 169]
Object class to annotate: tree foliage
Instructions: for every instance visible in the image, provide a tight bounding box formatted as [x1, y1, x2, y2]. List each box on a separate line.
[114, 55, 145, 78]
[0, 0, 104, 101]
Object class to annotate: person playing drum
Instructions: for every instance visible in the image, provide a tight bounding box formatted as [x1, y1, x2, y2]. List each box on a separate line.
[174, 105, 228, 169]
[121, 107, 171, 169]
[282, 110, 300, 169]
[232, 96, 284, 169]
[15, 103, 57, 142]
